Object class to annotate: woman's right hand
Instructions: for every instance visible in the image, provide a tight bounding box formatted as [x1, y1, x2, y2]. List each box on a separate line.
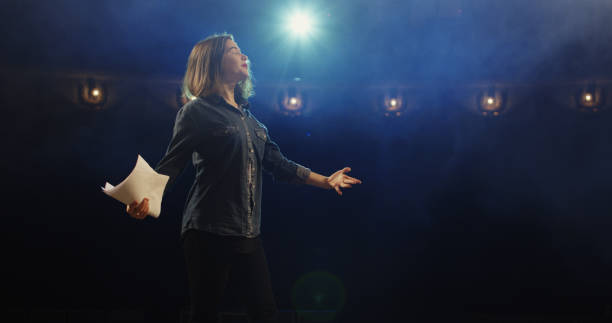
[126, 198, 149, 219]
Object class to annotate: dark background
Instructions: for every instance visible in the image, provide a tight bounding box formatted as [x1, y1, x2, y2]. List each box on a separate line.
[3, 0, 612, 322]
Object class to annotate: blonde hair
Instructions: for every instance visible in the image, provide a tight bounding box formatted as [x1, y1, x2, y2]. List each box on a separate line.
[182, 33, 254, 104]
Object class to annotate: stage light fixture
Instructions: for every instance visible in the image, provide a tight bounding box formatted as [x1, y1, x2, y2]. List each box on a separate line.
[477, 89, 506, 117]
[580, 92, 596, 107]
[275, 87, 308, 116]
[283, 95, 303, 112]
[384, 97, 402, 112]
[576, 85, 605, 112]
[79, 78, 107, 109]
[378, 91, 411, 118]
[287, 10, 315, 37]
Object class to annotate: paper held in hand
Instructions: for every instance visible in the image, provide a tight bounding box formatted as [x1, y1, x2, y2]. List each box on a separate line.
[102, 155, 169, 218]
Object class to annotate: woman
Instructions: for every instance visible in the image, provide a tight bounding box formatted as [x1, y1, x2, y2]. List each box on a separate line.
[127, 33, 361, 323]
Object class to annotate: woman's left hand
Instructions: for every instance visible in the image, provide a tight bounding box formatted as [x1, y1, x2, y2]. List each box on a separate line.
[327, 167, 362, 196]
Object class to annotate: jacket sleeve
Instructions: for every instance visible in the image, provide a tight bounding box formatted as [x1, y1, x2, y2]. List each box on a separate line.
[155, 104, 201, 192]
[262, 132, 311, 185]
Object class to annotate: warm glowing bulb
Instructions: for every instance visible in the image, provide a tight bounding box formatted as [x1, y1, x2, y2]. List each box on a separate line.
[487, 97, 494, 105]
[585, 93, 592, 102]
[91, 89, 100, 97]
[390, 99, 397, 107]
[289, 97, 298, 105]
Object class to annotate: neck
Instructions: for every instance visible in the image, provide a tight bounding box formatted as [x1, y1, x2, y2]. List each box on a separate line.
[219, 82, 238, 109]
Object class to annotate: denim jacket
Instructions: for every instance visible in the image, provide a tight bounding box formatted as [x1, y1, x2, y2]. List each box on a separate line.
[155, 95, 311, 238]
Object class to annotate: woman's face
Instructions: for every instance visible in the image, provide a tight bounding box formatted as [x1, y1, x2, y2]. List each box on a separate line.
[220, 39, 249, 83]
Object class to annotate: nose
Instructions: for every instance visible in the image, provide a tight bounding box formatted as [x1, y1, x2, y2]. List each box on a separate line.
[241, 53, 248, 61]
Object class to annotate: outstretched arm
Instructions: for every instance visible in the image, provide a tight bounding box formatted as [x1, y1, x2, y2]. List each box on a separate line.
[259, 126, 362, 194]
[305, 167, 362, 196]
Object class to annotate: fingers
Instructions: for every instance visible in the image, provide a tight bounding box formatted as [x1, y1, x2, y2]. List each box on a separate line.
[343, 178, 360, 185]
[334, 186, 343, 196]
[340, 175, 361, 186]
[127, 198, 149, 219]
[138, 198, 149, 213]
[127, 201, 137, 213]
[330, 167, 361, 196]
[137, 198, 149, 218]
[344, 175, 362, 184]
[339, 167, 362, 183]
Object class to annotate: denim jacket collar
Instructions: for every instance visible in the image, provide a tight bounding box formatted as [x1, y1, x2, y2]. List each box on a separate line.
[204, 94, 250, 112]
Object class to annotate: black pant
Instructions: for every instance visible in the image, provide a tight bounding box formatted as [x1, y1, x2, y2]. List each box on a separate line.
[182, 229, 279, 323]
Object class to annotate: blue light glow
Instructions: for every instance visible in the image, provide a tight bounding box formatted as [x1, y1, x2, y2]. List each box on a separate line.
[287, 10, 315, 37]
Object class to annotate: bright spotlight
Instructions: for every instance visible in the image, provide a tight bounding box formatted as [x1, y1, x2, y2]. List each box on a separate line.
[79, 79, 107, 109]
[285, 96, 302, 111]
[380, 94, 407, 117]
[478, 90, 506, 117]
[384, 97, 402, 112]
[577, 87, 603, 111]
[288, 11, 314, 37]
[276, 86, 308, 116]
[481, 96, 501, 111]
